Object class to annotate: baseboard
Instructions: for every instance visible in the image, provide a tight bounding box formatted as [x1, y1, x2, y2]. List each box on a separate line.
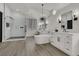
[2, 36, 25, 42]
[5, 38, 25, 42]
[8, 36, 25, 39]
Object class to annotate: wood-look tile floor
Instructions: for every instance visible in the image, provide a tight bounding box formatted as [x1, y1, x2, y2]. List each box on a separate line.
[0, 37, 68, 56]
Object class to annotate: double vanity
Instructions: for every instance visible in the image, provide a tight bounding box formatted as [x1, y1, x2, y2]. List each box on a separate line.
[34, 10, 79, 56]
[34, 32, 79, 56]
[50, 32, 79, 56]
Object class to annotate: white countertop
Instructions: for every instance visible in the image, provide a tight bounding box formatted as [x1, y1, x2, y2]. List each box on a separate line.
[53, 32, 79, 35]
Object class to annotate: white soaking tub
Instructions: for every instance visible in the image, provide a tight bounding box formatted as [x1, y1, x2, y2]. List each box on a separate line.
[34, 34, 52, 44]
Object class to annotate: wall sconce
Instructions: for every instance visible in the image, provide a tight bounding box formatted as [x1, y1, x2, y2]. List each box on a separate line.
[55, 29, 58, 32]
[73, 15, 78, 21]
[6, 22, 10, 28]
[57, 15, 61, 23]
[40, 17, 45, 21]
[61, 25, 65, 28]
[73, 9, 79, 21]
[5, 16, 14, 20]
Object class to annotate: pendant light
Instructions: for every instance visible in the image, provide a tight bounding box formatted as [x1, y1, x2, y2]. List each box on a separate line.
[42, 4, 44, 17]
[40, 4, 45, 21]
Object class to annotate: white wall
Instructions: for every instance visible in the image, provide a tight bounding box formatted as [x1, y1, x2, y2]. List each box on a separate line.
[0, 3, 26, 41]
[57, 3, 79, 33]
[47, 15, 58, 32]
[4, 4, 26, 39]
[4, 4, 12, 40]
[0, 3, 11, 41]
[0, 3, 4, 12]
[48, 3, 79, 33]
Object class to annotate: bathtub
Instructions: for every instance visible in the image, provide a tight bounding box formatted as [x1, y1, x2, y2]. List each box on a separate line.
[34, 34, 52, 44]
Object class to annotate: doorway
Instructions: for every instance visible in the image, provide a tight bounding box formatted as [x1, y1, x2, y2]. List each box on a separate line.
[0, 11, 2, 42]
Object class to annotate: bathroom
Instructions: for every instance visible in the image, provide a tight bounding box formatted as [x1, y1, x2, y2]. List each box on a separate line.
[0, 3, 79, 56]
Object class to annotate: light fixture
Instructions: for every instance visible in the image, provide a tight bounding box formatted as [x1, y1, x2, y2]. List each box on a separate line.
[40, 4, 46, 22]
[42, 4, 44, 17]
[73, 9, 79, 21]
[73, 9, 79, 16]
[40, 17, 45, 21]
[52, 9, 56, 15]
[57, 15, 61, 23]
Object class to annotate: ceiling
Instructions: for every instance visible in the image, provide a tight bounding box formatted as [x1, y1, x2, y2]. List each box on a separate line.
[6, 3, 70, 18]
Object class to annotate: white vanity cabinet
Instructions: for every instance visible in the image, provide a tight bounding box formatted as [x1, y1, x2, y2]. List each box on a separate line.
[50, 33, 65, 53]
[50, 33, 79, 56]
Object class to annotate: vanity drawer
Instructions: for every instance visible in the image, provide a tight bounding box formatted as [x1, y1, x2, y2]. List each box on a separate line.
[64, 38, 72, 47]
[66, 35, 72, 40]
[64, 43, 72, 53]
[64, 35, 72, 52]
[63, 35, 72, 44]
